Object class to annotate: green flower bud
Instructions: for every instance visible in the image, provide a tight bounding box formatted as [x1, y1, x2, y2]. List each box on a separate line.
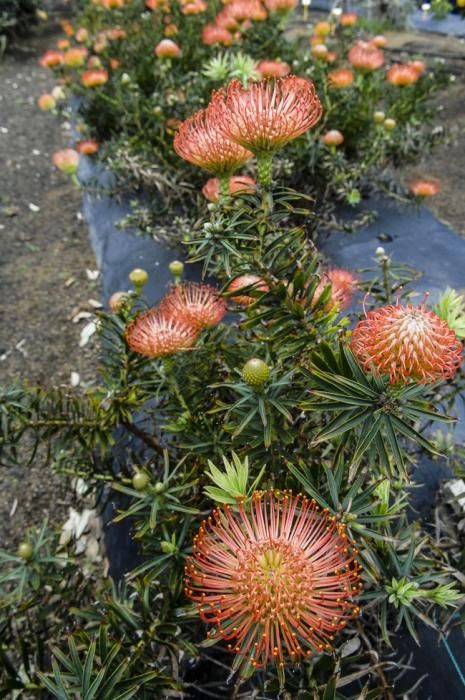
[18, 542, 34, 560]
[374, 110, 385, 124]
[169, 260, 184, 278]
[129, 268, 149, 288]
[242, 358, 270, 387]
[383, 118, 396, 131]
[132, 471, 150, 491]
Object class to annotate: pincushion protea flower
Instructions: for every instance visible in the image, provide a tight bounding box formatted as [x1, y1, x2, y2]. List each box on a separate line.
[155, 39, 181, 58]
[263, 0, 297, 14]
[313, 268, 357, 311]
[409, 179, 441, 197]
[125, 310, 198, 357]
[158, 283, 227, 330]
[386, 64, 420, 86]
[76, 139, 99, 155]
[81, 69, 109, 87]
[185, 491, 362, 667]
[39, 50, 64, 68]
[209, 77, 323, 155]
[348, 43, 384, 71]
[38, 94, 56, 110]
[202, 24, 233, 46]
[323, 130, 344, 147]
[257, 60, 291, 79]
[63, 47, 88, 68]
[202, 175, 256, 202]
[351, 303, 463, 384]
[52, 148, 80, 175]
[340, 12, 357, 26]
[328, 67, 354, 88]
[174, 108, 252, 175]
[227, 274, 269, 305]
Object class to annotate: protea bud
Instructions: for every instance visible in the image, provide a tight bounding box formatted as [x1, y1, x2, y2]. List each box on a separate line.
[242, 358, 270, 387]
[129, 268, 149, 289]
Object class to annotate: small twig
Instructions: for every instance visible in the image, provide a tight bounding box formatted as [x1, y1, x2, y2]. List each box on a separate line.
[122, 421, 164, 455]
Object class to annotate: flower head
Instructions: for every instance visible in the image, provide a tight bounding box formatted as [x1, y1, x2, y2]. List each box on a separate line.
[39, 49, 64, 68]
[52, 148, 80, 175]
[63, 47, 88, 68]
[202, 24, 233, 46]
[348, 43, 384, 71]
[227, 274, 269, 305]
[263, 0, 297, 14]
[76, 139, 99, 155]
[322, 129, 344, 147]
[38, 93, 56, 110]
[340, 12, 357, 26]
[202, 175, 256, 202]
[185, 491, 362, 667]
[208, 77, 322, 154]
[158, 283, 227, 330]
[182, 0, 207, 13]
[311, 43, 329, 60]
[257, 60, 291, 79]
[174, 108, 252, 175]
[386, 64, 420, 86]
[314, 20, 331, 37]
[81, 68, 109, 87]
[371, 34, 387, 49]
[313, 268, 357, 311]
[75, 27, 89, 42]
[409, 178, 441, 198]
[125, 310, 198, 357]
[328, 67, 354, 88]
[410, 60, 426, 75]
[351, 302, 463, 384]
[155, 39, 181, 58]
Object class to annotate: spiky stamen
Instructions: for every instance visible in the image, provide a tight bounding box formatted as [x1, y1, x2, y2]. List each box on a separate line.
[185, 491, 362, 668]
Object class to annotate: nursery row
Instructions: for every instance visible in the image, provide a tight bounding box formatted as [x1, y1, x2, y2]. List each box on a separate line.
[1, 2, 465, 699]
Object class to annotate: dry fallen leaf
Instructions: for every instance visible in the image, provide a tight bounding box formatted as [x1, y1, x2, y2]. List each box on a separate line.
[79, 320, 97, 347]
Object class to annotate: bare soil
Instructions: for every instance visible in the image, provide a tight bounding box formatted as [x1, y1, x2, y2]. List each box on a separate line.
[0, 22, 98, 550]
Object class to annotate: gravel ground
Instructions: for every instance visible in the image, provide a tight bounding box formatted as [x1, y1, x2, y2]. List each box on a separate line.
[0, 22, 99, 551]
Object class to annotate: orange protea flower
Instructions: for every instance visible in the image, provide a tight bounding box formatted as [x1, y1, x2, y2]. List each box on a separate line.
[264, 0, 297, 14]
[257, 59, 290, 78]
[314, 20, 331, 37]
[311, 43, 329, 60]
[351, 302, 463, 384]
[371, 34, 387, 49]
[155, 39, 181, 57]
[409, 179, 441, 197]
[174, 108, 252, 175]
[209, 77, 323, 155]
[63, 47, 88, 68]
[340, 12, 357, 26]
[81, 68, 108, 87]
[125, 310, 198, 357]
[313, 268, 357, 311]
[106, 27, 126, 40]
[75, 27, 89, 42]
[202, 24, 233, 46]
[328, 67, 354, 88]
[227, 0, 267, 21]
[182, 1, 207, 13]
[76, 139, 99, 155]
[60, 19, 74, 36]
[52, 148, 80, 175]
[202, 175, 256, 202]
[348, 43, 384, 71]
[87, 55, 103, 68]
[38, 93, 56, 110]
[164, 22, 178, 36]
[185, 491, 362, 667]
[226, 274, 269, 305]
[158, 283, 227, 330]
[57, 39, 70, 50]
[215, 10, 239, 31]
[322, 129, 344, 146]
[386, 64, 420, 86]
[410, 60, 426, 75]
[39, 50, 64, 68]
